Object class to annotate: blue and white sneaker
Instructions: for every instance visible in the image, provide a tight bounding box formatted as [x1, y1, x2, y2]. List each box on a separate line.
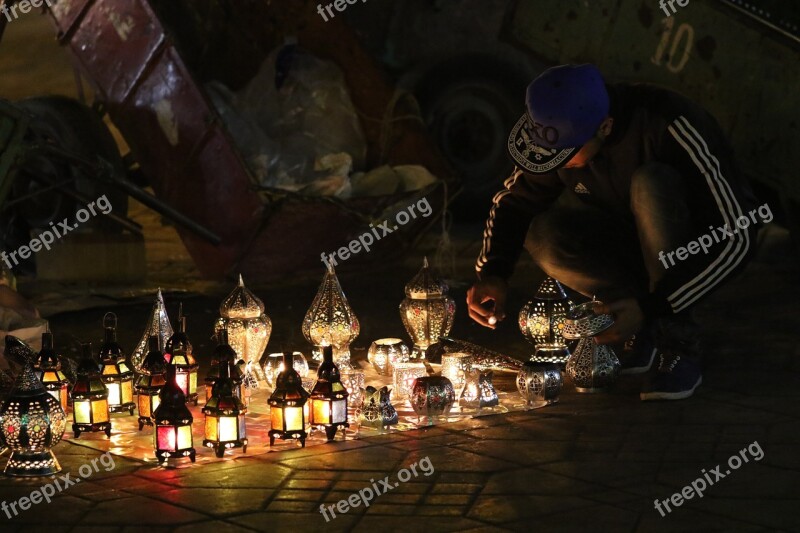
[640, 315, 702, 401]
[620, 326, 657, 375]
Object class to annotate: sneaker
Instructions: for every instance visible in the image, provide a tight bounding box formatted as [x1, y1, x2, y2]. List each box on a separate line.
[640, 353, 702, 400]
[640, 314, 702, 401]
[620, 326, 657, 375]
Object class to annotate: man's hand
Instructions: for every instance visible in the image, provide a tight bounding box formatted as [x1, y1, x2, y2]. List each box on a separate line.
[593, 298, 644, 344]
[467, 276, 508, 329]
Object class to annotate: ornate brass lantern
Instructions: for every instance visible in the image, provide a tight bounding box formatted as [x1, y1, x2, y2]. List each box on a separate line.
[440, 352, 474, 393]
[70, 343, 111, 438]
[34, 331, 70, 412]
[410, 376, 455, 419]
[132, 289, 174, 371]
[519, 277, 573, 364]
[135, 336, 167, 430]
[216, 275, 272, 382]
[268, 352, 310, 447]
[308, 346, 349, 441]
[367, 338, 410, 376]
[165, 309, 200, 406]
[563, 301, 620, 392]
[459, 369, 499, 409]
[302, 264, 360, 371]
[98, 313, 135, 415]
[0, 336, 67, 477]
[517, 361, 563, 408]
[399, 257, 455, 359]
[153, 365, 195, 464]
[203, 353, 248, 457]
[357, 386, 398, 430]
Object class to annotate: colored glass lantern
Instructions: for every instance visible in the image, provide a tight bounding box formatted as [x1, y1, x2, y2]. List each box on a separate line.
[34, 331, 70, 412]
[0, 336, 67, 477]
[153, 365, 195, 464]
[519, 277, 574, 364]
[131, 289, 174, 371]
[563, 301, 620, 392]
[459, 369, 499, 409]
[399, 257, 456, 359]
[367, 338, 410, 376]
[392, 362, 428, 400]
[440, 352, 474, 393]
[517, 361, 563, 408]
[204, 330, 245, 404]
[262, 351, 309, 389]
[410, 376, 456, 419]
[216, 275, 271, 382]
[98, 314, 135, 415]
[302, 264, 360, 371]
[357, 386, 398, 430]
[135, 336, 167, 430]
[165, 309, 200, 406]
[308, 346, 349, 441]
[268, 352, 310, 447]
[70, 343, 111, 438]
[203, 352, 248, 457]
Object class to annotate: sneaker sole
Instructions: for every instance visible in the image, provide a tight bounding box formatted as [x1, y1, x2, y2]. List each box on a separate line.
[621, 348, 657, 375]
[640, 375, 702, 401]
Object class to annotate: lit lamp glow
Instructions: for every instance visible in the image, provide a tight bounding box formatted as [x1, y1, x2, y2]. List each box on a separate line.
[0, 336, 67, 477]
[216, 275, 271, 382]
[131, 289, 173, 371]
[165, 309, 200, 406]
[71, 343, 111, 438]
[308, 346, 349, 441]
[459, 369, 499, 409]
[440, 352, 474, 393]
[135, 336, 167, 430]
[268, 352, 310, 447]
[203, 352, 247, 457]
[302, 264, 360, 371]
[98, 313, 135, 415]
[153, 365, 195, 464]
[262, 352, 309, 389]
[367, 338, 410, 376]
[519, 277, 573, 364]
[392, 362, 427, 400]
[34, 331, 70, 411]
[399, 257, 456, 359]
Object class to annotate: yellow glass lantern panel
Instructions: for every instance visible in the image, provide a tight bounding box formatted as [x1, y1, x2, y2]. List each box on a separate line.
[74, 400, 92, 424]
[121, 380, 134, 404]
[205, 416, 218, 442]
[189, 372, 198, 395]
[107, 383, 121, 406]
[92, 399, 110, 423]
[312, 399, 331, 425]
[218, 416, 238, 441]
[177, 425, 193, 449]
[282, 406, 303, 432]
[270, 405, 283, 430]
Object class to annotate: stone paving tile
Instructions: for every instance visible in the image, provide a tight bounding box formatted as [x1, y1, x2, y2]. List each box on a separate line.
[173, 521, 258, 533]
[430, 482, 483, 494]
[272, 489, 327, 502]
[278, 446, 409, 473]
[467, 494, 594, 524]
[686, 498, 800, 531]
[536, 460, 661, 490]
[634, 506, 771, 532]
[150, 487, 273, 516]
[504, 502, 639, 531]
[78, 495, 211, 525]
[71, 527, 123, 533]
[479, 466, 600, 497]
[454, 438, 570, 466]
[353, 515, 491, 532]
[403, 445, 516, 473]
[166, 463, 293, 489]
[231, 510, 361, 531]
[264, 499, 319, 513]
[1, 494, 93, 525]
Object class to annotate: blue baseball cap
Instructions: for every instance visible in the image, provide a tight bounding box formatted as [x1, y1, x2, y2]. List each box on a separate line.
[508, 64, 610, 174]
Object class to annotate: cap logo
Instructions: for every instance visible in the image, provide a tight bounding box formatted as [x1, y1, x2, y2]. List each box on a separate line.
[508, 115, 575, 174]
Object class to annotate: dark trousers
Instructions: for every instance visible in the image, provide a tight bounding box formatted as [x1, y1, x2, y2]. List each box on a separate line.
[525, 163, 706, 307]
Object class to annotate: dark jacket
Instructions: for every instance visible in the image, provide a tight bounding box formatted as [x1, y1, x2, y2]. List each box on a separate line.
[476, 82, 759, 318]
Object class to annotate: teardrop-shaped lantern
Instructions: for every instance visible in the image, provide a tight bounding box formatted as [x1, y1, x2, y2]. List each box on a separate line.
[132, 290, 174, 371]
[399, 258, 455, 359]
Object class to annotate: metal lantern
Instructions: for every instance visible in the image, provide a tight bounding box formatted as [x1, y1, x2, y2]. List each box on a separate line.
[302, 264, 360, 370]
[563, 301, 620, 392]
[367, 338, 410, 376]
[203, 353, 248, 457]
[0, 336, 67, 477]
[98, 314, 135, 415]
[135, 336, 167, 430]
[70, 343, 111, 438]
[205, 330, 245, 404]
[153, 365, 195, 464]
[399, 257, 456, 359]
[410, 376, 456, 419]
[358, 386, 398, 430]
[516, 361, 563, 408]
[268, 352, 310, 447]
[441, 352, 474, 393]
[262, 352, 309, 389]
[392, 362, 428, 400]
[340, 371, 365, 410]
[519, 277, 573, 364]
[165, 310, 200, 406]
[132, 289, 174, 371]
[459, 369, 499, 409]
[216, 275, 272, 383]
[308, 346, 349, 441]
[34, 331, 70, 412]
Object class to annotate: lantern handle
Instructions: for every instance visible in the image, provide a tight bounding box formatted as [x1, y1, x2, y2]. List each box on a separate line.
[103, 312, 117, 330]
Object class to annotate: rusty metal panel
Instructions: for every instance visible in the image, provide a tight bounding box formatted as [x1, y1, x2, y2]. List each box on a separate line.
[48, 0, 92, 37]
